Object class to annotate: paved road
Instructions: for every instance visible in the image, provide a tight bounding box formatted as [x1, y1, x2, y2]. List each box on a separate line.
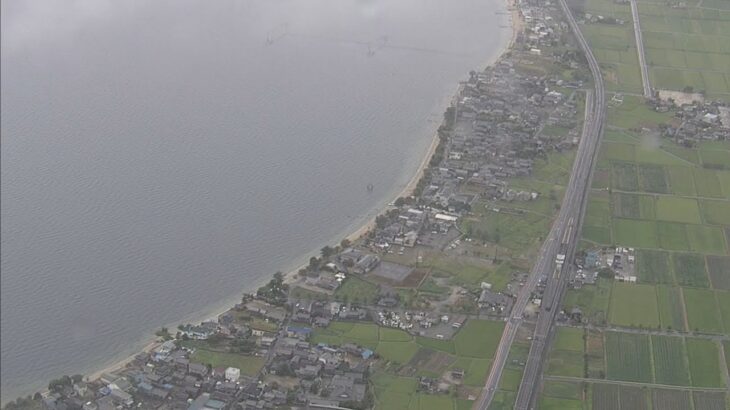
[510, 0, 608, 408]
[630, 0, 653, 98]
[475, 0, 608, 405]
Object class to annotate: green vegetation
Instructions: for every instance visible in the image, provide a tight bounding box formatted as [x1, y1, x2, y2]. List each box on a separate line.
[609, 283, 660, 328]
[686, 339, 724, 387]
[334, 276, 380, 304]
[656, 285, 686, 331]
[655, 197, 701, 224]
[707, 256, 730, 290]
[683, 288, 723, 333]
[547, 349, 584, 378]
[605, 332, 652, 383]
[673, 253, 709, 288]
[651, 335, 690, 386]
[190, 350, 265, 376]
[637, 249, 674, 284]
[453, 319, 504, 358]
[554, 327, 584, 352]
[563, 278, 612, 324]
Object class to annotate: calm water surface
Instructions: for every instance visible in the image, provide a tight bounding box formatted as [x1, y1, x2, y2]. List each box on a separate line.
[0, 0, 508, 400]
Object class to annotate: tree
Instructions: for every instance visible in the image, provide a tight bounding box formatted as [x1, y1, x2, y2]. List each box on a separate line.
[320, 246, 334, 259]
[340, 239, 351, 249]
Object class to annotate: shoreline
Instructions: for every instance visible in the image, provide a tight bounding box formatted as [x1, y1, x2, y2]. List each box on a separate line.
[22, 0, 522, 399]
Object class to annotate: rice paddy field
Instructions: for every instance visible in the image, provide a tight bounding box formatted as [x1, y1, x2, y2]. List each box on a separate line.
[541, 0, 730, 407]
[637, 0, 730, 98]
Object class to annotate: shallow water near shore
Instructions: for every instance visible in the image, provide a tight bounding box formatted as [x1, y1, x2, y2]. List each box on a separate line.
[0, 0, 509, 401]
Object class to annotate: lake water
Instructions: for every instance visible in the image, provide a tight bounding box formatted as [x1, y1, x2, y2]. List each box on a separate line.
[0, 0, 509, 401]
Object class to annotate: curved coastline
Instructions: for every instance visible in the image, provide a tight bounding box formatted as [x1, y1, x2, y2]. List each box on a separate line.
[11, 0, 520, 401]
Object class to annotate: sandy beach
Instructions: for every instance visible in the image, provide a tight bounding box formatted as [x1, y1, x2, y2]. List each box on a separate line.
[61, 0, 522, 390]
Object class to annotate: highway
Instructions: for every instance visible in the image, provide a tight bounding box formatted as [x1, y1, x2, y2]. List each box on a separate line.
[512, 0, 607, 407]
[475, 0, 607, 408]
[630, 0, 653, 98]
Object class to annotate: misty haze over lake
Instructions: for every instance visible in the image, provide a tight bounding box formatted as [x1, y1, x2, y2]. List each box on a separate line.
[0, 0, 508, 400]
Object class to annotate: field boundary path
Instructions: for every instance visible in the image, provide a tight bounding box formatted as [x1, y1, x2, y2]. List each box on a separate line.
[630, 0, 653, 98]
[544, 375, 728, 392]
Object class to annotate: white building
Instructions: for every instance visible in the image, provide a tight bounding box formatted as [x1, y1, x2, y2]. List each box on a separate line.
[225, 367, 240, 382]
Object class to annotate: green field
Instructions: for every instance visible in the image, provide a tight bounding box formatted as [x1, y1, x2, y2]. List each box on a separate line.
[714, 291, 730, 334]
[683, 288, 723, 334]
[686, 339, 724, 387]
[612, 162, 640, 191]
[620, 385, 649, 410]
[592, 383, 620, 410]
[651, 388, 692, 410]
[605, 332, 653, 383]
[190, 350, 265, 376]
[563, 278, 613, 324]
[612, 218, 658, 248]
[554, 327, 584, 352]
[707, 256, 730, 290]
[685, 224, 727, 255]
[673, 253, 709, 288]
[694, 168, 724, 198]
[657, 221, 690, 251]
[636, 249, 674, 284]
[547, 349, 584, 378]
[656, 285, 687, 331]
[702, 200, 730, 225]
[667, 166, 697, 196]
[639, 164, 669, 193]
[542, 380, 582, 401]
[538, 397, 583, 410]
[334, 276, 380, 304]
[692, 391, 728, 410]
[454, 319, 504, 359]
[651, 335, 690, 386]
[609, 283, 660, 328]
[655, 197, 701, 224]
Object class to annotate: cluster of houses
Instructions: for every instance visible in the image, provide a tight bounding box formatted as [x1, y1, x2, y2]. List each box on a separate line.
[38, 295, 379, 410]
[652, 99, 730, 145]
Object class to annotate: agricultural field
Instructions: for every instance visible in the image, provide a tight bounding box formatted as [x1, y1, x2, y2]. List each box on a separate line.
[586, 330, 606, 379]
[592, 383, 619, 410]
[673, 252, 710, 288]
[686, 338, 724, 387]
[553, 327, 584, 352]
[454, 319, 504, 358]
[708, 256, 730, 290]
[650, 335, 690, 386]
[541, 380, 583, 401]
[715, 290, 730, 333]
[637, 1, 730, 97]
[651, 388, 692, 410]
[546, 347, 584, 378]
[608, 283, 660, 328]
[656, 285, 687, 331]
[691, 391, 727, 410]
[618, 385, 649, 410]
[683, 288, 723, 333]
[605, 332, 653, 383]
[636, 249, 674, 284]
[655, 197, 701, 224]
